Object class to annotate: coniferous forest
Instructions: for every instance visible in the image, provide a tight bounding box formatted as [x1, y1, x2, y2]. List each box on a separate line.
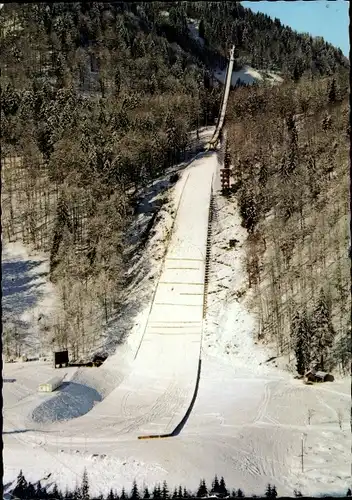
[226, 71, 350, 374]
[9, 468, 352, 500]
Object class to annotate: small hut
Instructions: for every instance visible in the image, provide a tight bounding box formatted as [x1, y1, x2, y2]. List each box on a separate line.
[315, 371, 334, 382]
[53, 350, 69, 368]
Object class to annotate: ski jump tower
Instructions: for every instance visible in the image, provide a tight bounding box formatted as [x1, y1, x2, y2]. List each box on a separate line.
[206, 45, 235, 151]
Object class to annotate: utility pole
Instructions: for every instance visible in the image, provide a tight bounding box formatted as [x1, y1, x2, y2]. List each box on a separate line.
[38, 315, 43, 360]
[301, 433, 307, 473]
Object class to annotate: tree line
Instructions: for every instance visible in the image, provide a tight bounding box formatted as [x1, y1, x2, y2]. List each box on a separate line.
[226, 70, 349, 374]
[13, 468, 351, 500]
[178, 1, 348, 79]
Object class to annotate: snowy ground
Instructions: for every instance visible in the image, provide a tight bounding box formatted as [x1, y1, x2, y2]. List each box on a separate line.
[3, 138, 350, 498]
[214, 66, 283, 87]
[5, 151, 217, 440]
[2, 241, 59, 359]
[187, 18, 205, 47]
[186, 14, 283, 88]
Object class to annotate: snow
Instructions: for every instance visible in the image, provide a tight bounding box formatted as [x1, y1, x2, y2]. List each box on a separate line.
[266, 71, 284, 84]
[3, 138, 350, 498]
[187, 19, 204, 47]
[203, 176, 269, 370]
[2, 240, 59, 358]
[214, 66, 283, 87]
[32, 380, 102, 423]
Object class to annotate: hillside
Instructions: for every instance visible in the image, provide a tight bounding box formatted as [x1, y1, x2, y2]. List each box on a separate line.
[226, 73, 350, 376]
[0, 1, 349, 361]
[182, 1, 349, 76]
[2, 3, 351, 497]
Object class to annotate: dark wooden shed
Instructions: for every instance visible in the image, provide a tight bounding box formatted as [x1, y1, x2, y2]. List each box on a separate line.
[305, 370, 334, 383]
[53, 350, 69, 368]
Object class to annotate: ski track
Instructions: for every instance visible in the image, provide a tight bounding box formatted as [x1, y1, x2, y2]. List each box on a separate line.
[255, 382, 271, 424]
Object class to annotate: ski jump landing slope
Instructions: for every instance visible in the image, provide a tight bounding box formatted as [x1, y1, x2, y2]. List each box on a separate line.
[45, 152, 217, 441]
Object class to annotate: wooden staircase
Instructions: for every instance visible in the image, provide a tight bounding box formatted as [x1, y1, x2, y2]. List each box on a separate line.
[203, 185, 214, 319]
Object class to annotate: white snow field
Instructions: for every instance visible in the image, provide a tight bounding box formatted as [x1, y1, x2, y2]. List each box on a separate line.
[187, 18, 205, 47]
[214, 66, 283, 87]
[3, 148, 351, 497]
[2, 240, 59, 359]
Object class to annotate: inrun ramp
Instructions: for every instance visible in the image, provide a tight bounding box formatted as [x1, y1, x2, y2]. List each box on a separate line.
[207, 45, 235, 150]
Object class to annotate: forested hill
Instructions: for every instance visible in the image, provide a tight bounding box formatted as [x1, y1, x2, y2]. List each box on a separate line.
[1, 2, 349, 155]
[0, 2, 349, 362]
[1, 2, 349, 94]
[183, 1, 349, 75]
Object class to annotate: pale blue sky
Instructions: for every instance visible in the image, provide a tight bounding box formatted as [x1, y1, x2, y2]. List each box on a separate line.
[241, 0, 349, 56]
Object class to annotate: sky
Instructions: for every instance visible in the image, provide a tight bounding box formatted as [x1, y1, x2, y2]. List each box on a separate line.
[241, 0, 349, 56]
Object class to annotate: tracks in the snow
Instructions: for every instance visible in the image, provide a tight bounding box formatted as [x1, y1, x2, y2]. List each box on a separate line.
[136, 165, 215, 439]
[255, 382, 272, 424]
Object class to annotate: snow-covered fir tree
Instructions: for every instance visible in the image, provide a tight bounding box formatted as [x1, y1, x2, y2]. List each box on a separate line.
[81, 468, 90, 500]
[131, 480, 140, 500]
[197, 479, 208, 498]
[310, 289, 336, 370]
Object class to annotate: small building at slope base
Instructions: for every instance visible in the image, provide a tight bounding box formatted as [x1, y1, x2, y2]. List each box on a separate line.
[304, 370, 334, 383]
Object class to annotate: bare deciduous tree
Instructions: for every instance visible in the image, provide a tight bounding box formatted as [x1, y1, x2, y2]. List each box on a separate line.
[307, 408, 315, 425]
[336, 409, 343, 430]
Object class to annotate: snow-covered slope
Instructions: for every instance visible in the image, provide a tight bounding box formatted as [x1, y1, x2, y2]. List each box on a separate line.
[4, 344, 350, 498]
[214, 66, 283, 87]
[187, 18, 205, 47]
[7, 151, 216, 440]
[2, 241, 59, 359]
[3, 132, 350, 498]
